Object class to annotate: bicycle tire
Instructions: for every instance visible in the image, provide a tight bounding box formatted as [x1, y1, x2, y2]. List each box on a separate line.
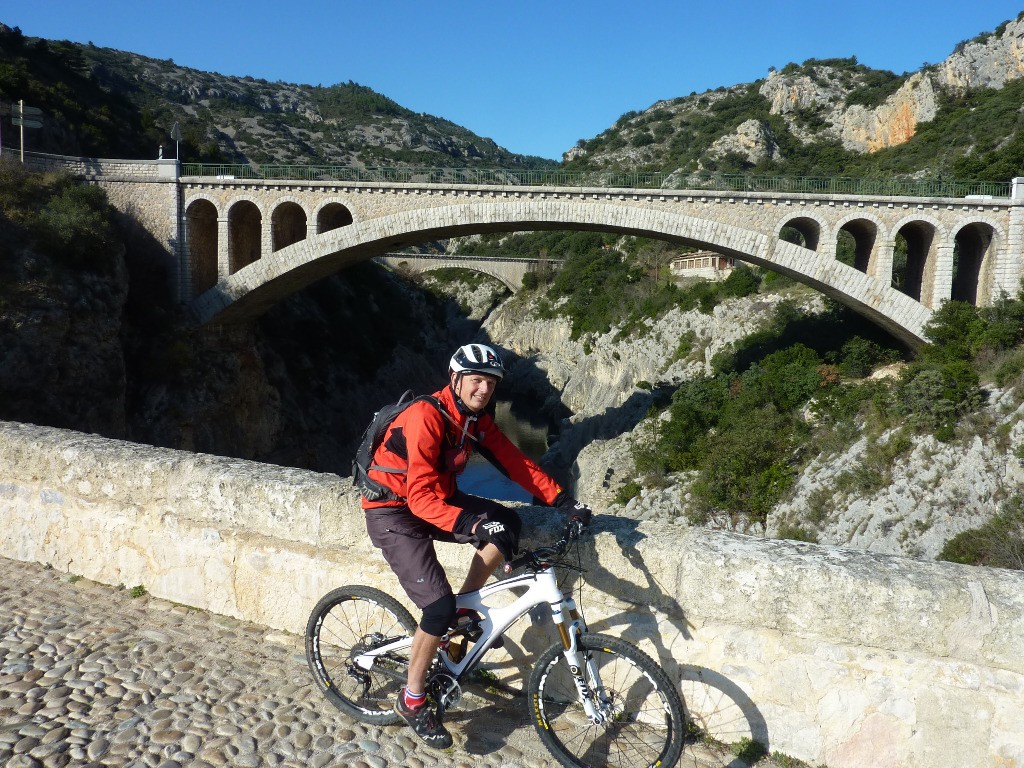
[305, 585, 416, 725]
[528, 633, 685, 768]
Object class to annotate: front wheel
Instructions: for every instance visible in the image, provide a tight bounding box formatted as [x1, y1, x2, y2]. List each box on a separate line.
[305, 585, 416, 725]
[528, 633, 685, 768]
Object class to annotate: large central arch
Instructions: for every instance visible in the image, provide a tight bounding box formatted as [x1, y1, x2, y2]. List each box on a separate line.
[190, 200, 934, 346]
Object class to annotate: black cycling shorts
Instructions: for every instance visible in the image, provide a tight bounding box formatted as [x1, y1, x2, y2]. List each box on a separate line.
[364, 491, 514, 609]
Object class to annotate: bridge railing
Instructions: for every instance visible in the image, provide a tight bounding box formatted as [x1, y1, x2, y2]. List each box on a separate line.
[180, 163, 1011, 198]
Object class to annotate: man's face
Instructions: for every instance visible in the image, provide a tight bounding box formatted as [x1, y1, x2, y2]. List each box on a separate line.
[452, 372, 499, 412]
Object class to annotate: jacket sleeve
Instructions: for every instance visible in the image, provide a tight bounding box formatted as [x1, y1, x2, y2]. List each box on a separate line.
[479, 419, 563, 505]
[401, 402, 465, 529]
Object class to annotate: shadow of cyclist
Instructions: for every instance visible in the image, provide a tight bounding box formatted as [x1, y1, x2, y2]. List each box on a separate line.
[515, 510, 771, 764]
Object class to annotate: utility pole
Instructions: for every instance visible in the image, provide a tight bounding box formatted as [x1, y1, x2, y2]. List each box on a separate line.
[12, 100, 43, 162]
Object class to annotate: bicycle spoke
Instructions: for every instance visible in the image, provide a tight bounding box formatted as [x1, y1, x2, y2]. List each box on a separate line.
[531, 635, 683, 768]
[305, 587, 415, 724]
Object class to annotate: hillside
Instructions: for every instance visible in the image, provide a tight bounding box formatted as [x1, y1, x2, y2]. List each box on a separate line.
[564, 14, 1024, 181]
[6, 15, 1024, 179]
[0, 23, 554, 169]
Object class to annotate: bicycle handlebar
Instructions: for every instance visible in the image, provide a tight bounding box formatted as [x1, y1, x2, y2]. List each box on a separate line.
[502, 517, 587, 574]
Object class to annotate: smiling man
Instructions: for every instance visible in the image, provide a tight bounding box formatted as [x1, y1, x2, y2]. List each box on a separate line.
[360, 343, 591, 748]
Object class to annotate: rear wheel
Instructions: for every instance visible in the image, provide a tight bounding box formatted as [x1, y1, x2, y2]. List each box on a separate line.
[305, 585, 416, 724]
[528, 633, 684, 768]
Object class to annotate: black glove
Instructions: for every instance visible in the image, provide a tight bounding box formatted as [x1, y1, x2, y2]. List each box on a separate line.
[474, 516, 518, 561]
[553, 491, 593, 526]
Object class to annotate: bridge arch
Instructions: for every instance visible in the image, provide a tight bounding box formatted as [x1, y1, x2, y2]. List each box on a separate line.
[228, 199, 264, 274]
[315, 201, 354, 234]
[185, 197, 219, 295]
[952, 220, 999, 306]
[271, 199, 308, 252]
[777, 215, 823, 251]
[834, 214, 883, 275]
[191, 200, 933, 346]
[888, 214, 946, 308]
[392, 260, 520, 292]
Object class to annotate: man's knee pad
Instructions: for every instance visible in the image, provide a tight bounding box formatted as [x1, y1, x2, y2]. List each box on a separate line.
[420, 593, 456, 637]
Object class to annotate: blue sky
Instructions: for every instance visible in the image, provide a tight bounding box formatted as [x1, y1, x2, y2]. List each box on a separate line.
[5, 1, 1023, 160]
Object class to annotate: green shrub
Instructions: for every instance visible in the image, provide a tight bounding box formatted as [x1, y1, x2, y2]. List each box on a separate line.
[689, 404, 799, 524]
[776, 523, 819, 543]
[719, 263, 760, 299]
[615, 480, 642, 504]
[994, 349, 1024, 387]
[838, 336, 895, 378]
[731, 737, 768, 763]
[938, 496, 1024, 570]
[760, 270, 795, 291]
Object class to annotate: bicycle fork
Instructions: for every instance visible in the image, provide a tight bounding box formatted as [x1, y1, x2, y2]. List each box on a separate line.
[552, 597, 609, 725]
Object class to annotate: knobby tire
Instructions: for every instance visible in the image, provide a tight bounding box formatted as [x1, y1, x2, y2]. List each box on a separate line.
[528, 633, 685, 768]
[304, 585, 416, 725]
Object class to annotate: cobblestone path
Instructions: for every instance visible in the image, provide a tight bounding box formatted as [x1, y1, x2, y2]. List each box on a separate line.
[0, 556, 560, 768]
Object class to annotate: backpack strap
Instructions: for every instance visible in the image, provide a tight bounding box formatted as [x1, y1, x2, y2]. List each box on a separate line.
[364, 395, 449, 500]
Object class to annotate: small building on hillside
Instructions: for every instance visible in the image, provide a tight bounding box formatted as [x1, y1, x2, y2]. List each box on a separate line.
[670, 250, 735, 281]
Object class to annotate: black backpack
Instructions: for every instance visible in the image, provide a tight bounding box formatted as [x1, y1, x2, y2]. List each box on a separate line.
[352, 390, 443, 502]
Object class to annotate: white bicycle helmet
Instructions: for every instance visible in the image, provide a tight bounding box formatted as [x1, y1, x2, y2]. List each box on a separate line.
[449, 343, 505, 380]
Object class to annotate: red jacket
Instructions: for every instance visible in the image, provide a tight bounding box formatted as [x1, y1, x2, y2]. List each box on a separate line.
[361, 385, 563, 530]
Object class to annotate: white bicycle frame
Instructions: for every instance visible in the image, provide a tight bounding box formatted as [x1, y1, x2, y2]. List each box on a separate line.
[353, 561, 610, 723]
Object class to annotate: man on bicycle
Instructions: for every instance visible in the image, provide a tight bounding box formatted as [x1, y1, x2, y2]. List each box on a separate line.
[361, 343, 592, 748]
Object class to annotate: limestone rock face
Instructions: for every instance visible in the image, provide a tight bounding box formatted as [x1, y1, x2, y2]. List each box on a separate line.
[486, 289, 821, 494]
[707, 118, 781, 165]
[763, 18, 1024, 154]
[769, 387, 1024, 559]
[936, 17, 1024, 92]
[759, 70, 846, 115]
[0, 244, 129, 436]
[573, 16, 1024, 165]
[485, 279, 1024, 561]
[839, 73, 939, 152]
[759, 67, 941, 153]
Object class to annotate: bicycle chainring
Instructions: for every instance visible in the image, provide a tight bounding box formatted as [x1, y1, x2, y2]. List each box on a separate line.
[427, 671, 462, 710]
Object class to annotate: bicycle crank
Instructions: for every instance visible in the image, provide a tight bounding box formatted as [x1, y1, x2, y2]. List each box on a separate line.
[427, 671, 463, 711]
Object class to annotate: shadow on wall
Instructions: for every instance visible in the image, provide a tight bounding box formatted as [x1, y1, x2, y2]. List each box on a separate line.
[592, 515, 769, 756]
[516, 510, 769, 759]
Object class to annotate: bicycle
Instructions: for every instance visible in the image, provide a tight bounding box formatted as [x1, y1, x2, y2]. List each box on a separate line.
[305, 519, 688, 768]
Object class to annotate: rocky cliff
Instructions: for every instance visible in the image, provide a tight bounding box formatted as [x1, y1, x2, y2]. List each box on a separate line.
[566, 14, 1024, 173]
[479, 279, 1024, 563]
[484, 284, 822, 499]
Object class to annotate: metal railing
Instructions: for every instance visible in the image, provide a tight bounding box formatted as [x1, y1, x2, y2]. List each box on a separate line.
[180, 163, 1011, 199]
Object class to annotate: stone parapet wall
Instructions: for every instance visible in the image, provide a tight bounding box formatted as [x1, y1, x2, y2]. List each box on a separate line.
[0, 420, 1021, 767]
[19, 149, 178, 180]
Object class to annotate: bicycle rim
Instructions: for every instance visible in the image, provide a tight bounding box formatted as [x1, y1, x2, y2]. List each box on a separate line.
[529, 634, 684, 768]
[305, 586, 415, 724]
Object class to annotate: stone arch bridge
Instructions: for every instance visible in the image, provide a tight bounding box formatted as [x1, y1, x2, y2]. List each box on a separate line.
[15, 151, 1024, 348]
[372, 252, 559, 291]
[181, 174, 1024, 347]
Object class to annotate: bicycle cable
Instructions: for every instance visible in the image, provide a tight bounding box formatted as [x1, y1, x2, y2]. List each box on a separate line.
[557, 527, 588, 616]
